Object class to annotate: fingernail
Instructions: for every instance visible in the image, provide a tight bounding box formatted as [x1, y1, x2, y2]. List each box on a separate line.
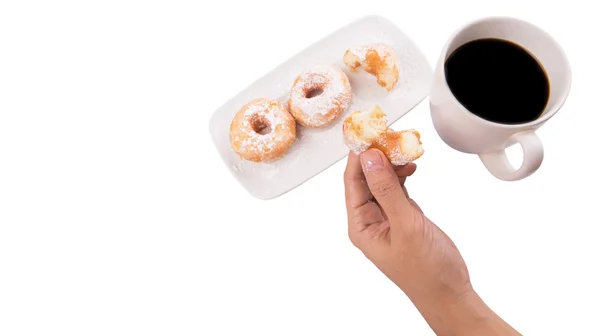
[360, 150, 383, 172]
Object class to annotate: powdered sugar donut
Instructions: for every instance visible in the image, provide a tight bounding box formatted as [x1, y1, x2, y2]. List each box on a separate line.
[343, 43, 400, 92]
[370, 128, 424, 166]
[342, 105, 388, 154]
[342, 105, 424, 165]
[229, 98, 296, 163]
[288, 65, 352, 128]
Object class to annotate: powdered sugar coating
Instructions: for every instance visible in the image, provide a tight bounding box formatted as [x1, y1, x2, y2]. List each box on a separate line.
[288, 65, 352, 127]
[346, 137, 371, 154]
[229, 98, 296, 162]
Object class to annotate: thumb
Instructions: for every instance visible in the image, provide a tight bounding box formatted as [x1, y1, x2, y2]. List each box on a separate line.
[360, 149, 414, 223]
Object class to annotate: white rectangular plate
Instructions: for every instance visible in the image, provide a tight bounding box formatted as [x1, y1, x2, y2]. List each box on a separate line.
[209, 15, 433, 200]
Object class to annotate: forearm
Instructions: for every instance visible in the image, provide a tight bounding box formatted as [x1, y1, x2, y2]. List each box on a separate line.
[409, 288, 521, 336]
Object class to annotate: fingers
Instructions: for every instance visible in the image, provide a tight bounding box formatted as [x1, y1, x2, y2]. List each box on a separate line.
[394, 163, 417, 178]
[359, 149, 414, 224]
[344, 151, 373, 210]
[350, 201, 386, 239]
[396, 163, 416, 198]
[408, 199, 423, 214]
[344, 151, 386, 247]
[401, 185, 409, 198]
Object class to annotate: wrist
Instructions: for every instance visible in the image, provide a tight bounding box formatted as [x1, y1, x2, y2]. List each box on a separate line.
[408, 285, 497, 336]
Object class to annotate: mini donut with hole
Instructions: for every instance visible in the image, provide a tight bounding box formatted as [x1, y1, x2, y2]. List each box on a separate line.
[229, 98, 296, 163]
[288, 65, 353, 128]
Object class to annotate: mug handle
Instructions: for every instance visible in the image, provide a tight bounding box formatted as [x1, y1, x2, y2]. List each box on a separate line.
[478, 131, 544, 181]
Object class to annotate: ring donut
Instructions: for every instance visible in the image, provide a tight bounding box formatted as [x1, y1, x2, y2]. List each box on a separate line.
[229, 98, 296, 163]
[288, 65, 352, 128]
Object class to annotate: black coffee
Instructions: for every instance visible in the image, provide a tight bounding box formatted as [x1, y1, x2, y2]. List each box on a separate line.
[444, 38, 549, 125]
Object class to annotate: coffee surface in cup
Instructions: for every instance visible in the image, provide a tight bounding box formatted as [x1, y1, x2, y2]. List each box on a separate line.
[444, 38, 549, 125]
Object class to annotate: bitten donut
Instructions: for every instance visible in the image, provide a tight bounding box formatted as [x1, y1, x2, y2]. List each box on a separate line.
[343, 43, 400, 92]
[342, 105, 424, 165]
[342, 105, 388, 154]
[229, 98, 296, 163]
[370, 128, 424, 166]
[288, 65, 353, 128]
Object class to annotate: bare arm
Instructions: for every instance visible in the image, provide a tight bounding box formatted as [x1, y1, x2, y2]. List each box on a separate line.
[410, 287, 520, 335]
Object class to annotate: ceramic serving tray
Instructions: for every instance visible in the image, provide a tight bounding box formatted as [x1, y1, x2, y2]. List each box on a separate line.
[209, 15, 433, 200]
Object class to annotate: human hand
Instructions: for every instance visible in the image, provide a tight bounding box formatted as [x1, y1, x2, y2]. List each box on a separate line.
[344, 148, 471, 304]
[343, 148, 520, 335]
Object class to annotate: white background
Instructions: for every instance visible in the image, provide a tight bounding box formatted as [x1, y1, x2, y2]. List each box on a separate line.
[0, 1, 598, 335]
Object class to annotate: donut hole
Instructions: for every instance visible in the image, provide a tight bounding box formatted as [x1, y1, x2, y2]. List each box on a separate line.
[305, 88, 324, 99]
[251, 116, 272, 135]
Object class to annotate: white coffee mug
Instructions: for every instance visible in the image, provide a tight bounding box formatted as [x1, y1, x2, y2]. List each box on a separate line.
[430, 17, 572, 181]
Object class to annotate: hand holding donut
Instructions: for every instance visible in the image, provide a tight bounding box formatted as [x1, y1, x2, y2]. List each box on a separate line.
[343, 150, 521, 335]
